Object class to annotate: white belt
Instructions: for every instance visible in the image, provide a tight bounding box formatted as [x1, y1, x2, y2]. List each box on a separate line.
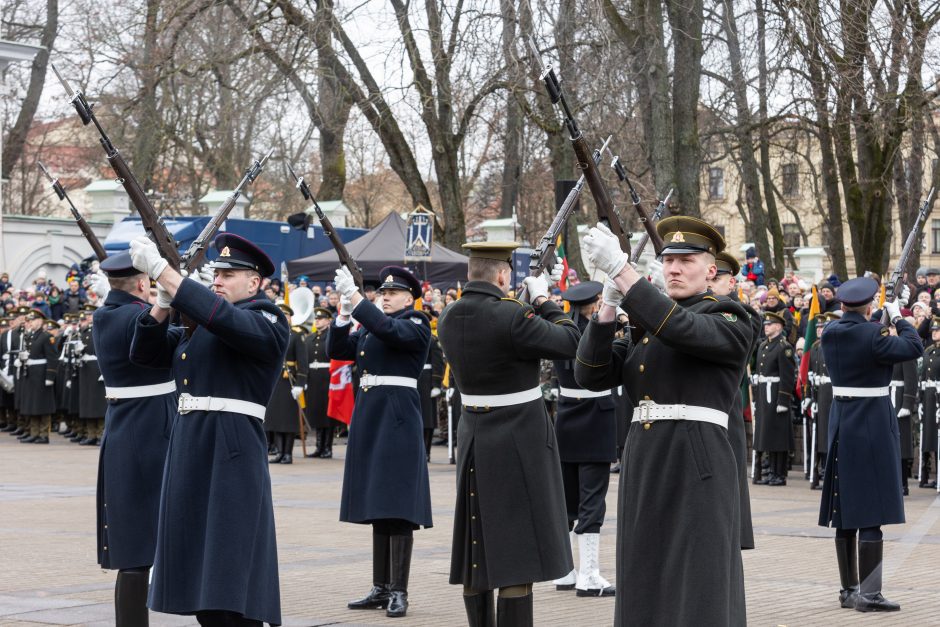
[423, 364, 432, 370]
[815, 375, 831, 385]
[105, 381, 177, 400]
[755, 375, 780, 403]
[890, 381, 904, 408]
[309, 361, 331, 369]
[832, 386, 890, 398]
[631, 400, 728, 429]
[359, 375, 418, 389]
[462, 386, 543, 408]
[177, 393, 266, 420]
[25, 359, 47, 366]
[922, 380, 940, 390]
[81, 354, 98, 362]
[559, 386, 612, 400]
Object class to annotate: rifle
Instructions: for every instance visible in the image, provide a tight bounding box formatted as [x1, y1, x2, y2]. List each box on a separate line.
[51, 63, 180, 268]
[517, 136, 610, 302]
[527, 40, 630, 257]
[285, 164, 364, 291]
[38, 161, 108, 261]
[180, 148, 274, 273]
[602, 144, 669, 261]
[883, 186, 935, 324]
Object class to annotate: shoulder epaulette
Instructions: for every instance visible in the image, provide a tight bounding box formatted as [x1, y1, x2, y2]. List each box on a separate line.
[703, 295, 719, 302]
[500, 297, 526, 307]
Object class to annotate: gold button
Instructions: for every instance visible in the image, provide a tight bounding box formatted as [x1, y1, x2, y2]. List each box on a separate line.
[473, 564, 478, 568]
[643, 395, 650, 401]
[639, 365, 645, 373]
[104, 546, 108, 550]
[104, 525, 108, 529]
[183, 379, 188, 385]
[473, 540, 477, 545]
[471, 515, 476, 520]
[642, 337, 649, 344]
[360, 351, 365, 356]
[181, 353, 186, 360]
[644, 423, 651, 430]
[470, 468, 474, 473]
[470, 492, 475, 497]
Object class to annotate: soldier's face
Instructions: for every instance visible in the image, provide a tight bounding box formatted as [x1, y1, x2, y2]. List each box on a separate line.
[380, 289, 414, 313]
[314, 316, 331, 331]
[709, 273, 735, 296]
[764, 321, 783, 338]
[28, 318, 43, 332]
[212, 269, 261, 303]
[662, 253, 716, 299]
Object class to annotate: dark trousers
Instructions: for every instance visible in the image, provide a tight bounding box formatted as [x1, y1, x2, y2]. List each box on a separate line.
[560, 461, 611, 534]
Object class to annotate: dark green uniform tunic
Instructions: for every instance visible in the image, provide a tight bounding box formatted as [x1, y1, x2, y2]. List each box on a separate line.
[575, 280, 753, 627]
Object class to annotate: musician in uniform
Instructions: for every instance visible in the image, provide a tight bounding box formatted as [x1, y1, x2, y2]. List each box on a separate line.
[709, 250, 760, 549]
[78, 304, 107, 446]
[888, 323, 919, 495]
[576, 217, 753, 626]
[264, 303, 307, 464]
[438, 243, 576, 627]
[94, 251, 176, 626]
[304, 307, 337, 458]
[752, 311, 797, 486]
[919, 317, 940, 488]
[64, 314, 85, 442]
[17, 310, 58, 444]
[327, 265, 432, 619]
[549, 280, 616, 597]
[808, 313, 836, 489]
[819, 277, 923, 612]
[129, 232, 289, 627]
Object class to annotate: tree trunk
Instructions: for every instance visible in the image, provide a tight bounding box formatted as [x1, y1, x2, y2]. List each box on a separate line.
[498, 0, 522, 220]
[314, 0, 352, 200]
[131, 0, 162, 194]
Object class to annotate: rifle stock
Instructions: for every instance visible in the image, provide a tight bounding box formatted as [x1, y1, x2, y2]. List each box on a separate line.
[603, 144, 667, 258]
[38, 161, 108, 261]
[882, 186, 935, 324]
[629, 189, 673, 265]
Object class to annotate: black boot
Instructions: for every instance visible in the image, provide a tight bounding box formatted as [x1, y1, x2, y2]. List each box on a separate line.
[115, 568, 149, 627]
[834, 537, 859, 609]
[348, 531, 391, 610]
[463, 590, 496, 627]
[280, 433, 294, 464]
[321, 428, 333, 459]
[307, 429, 324, 458]
[386, 535, 413, 617]
[268, 433, 284, 464]
[768, 453, 787, 486]
[496, 593, 533, 627]
[855, 540, 900, 612]
[752, 452, 765, 485]
[919, 452, 936, 488]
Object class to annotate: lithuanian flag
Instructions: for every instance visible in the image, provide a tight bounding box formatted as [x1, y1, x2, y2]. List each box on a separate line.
[556, 234, 569, 292]
[796, 285, 821, 398]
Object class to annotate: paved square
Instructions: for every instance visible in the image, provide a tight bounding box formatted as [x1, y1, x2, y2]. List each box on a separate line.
[1, 436, 939, 626]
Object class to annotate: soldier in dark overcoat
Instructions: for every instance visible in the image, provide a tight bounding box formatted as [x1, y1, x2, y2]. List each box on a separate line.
[59, 314, 83, 442]
[0, 317, 13, 431]
[919, 318, 940, 488]
[548, 281, 617, 598]
[327, 265, 432, 619]
[128, 233, 289, 627]
[93, 252, 176, 626]
[418, 334, 444, 460]
[304, 307, 337, 458]
[438, 243, 577, 627]
[17, 310, 58, 444]
[9, 306, 31, 435]
[888, 324, 919, 495]
[808, 313, 835, 489]
[709, 250, 759, 549]
[818, 277, 923, 613]
[264, 303, 307, 464]
[576, 217, 753, 627]
[78, 306, 107, 445]
[753, 310, 797, 485]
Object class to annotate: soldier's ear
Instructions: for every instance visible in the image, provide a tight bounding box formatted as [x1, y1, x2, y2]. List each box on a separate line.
[706, 263, 718, 281]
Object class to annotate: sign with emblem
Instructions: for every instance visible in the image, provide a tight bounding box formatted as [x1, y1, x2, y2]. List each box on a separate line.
[405, 205, 434, 262]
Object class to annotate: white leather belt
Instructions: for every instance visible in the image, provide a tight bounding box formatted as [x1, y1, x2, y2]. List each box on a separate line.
[559, 386, 612, 400]
[815, 375, 831, 385]
[309, 361, 331, 369]
[832, 386, 889, 398]
[25, 359, 47, 366]
[81, 354, 98, 362]
[359, 375, 418, 389]
[462, 386, 542, 408]
[177, 393, 266, 420]
[755, 375, 780, 403]
[105, 381, 177, 400]
[921, 380, 940, 390]
[889, 380, 904, 387]
[632, 400, 728, 429]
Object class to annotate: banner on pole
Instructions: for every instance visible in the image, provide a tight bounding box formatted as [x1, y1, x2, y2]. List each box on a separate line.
[405, 205, 435, 262]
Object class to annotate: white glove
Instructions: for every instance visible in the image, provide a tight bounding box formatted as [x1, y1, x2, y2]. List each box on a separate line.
[65, 379, 72, 389]
[183, 265, 214, 289]
[648, 259, 665, 291]
[430, 387, 441, 398]
[899, 284, 911, 307]
[339, 294, 355, 317]
[446, 387, 455, 401]
[291, 386, 303, 400]
[45, 379, 54, 387]
[98, 374, 104, 382]
[602, 279, 624, 308]
[156, 283, 173, 310]
[547, 256, 564, 288]
[73, 341, 85, 353]
[800, 398, 811, 413]
[898, 408, 911, 418]
[812, 402, 818, 415]
[334, 266, 360, 300]
[884, 299, 902, 321]
[776, 405, 788, 413]
[128, 235, 169, 281]
[582, 222, 628, 277]
[521, 275, 550, 304]
[550, 388, 559, 401]
[88, 272, 110, 299]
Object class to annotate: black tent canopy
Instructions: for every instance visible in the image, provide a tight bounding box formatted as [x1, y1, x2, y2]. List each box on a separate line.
[286, 212, 469, 284]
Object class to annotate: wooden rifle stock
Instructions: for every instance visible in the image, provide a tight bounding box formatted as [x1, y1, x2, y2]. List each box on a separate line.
[38, 161, 108, 261]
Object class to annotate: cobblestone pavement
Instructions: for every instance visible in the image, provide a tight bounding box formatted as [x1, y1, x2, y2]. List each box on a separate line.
[1, 435, 939, 626]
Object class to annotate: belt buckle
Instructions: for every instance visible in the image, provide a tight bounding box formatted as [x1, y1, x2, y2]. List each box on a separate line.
[361, 374, 374, 391]
[637, 399, 654, 424]
[178, 392, 194, 414]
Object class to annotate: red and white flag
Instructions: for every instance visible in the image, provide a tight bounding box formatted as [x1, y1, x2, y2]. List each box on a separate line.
[328, 359, 355, 425]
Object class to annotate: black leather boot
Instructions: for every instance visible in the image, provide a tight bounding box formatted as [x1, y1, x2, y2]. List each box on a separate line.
[321, 429, 333, 459]
[496, 592, 533, 627]
[463, 590, 495, 627]
[386, 535, 413, 617]
[834, 537, 858, 608]
[115, 568, 149, 627]
[348, 531, 391, 610]
[280, 434, 294, 464]
[268, 433, 284, 464]
[307, 429, 324, 458]
[855, 540, 900, 612]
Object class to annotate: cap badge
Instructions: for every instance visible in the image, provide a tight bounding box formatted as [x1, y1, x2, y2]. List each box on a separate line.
[220, 246, 231, 258]
[671, 232, 685, 243]
[385, 274, 394, 284]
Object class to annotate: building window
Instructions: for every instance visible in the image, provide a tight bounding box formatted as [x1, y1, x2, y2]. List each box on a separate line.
[708, 167, 724, 200]
[782, 163, 799, 197]
[933, 219, 940, 254]
[783, 223, 801, 249]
